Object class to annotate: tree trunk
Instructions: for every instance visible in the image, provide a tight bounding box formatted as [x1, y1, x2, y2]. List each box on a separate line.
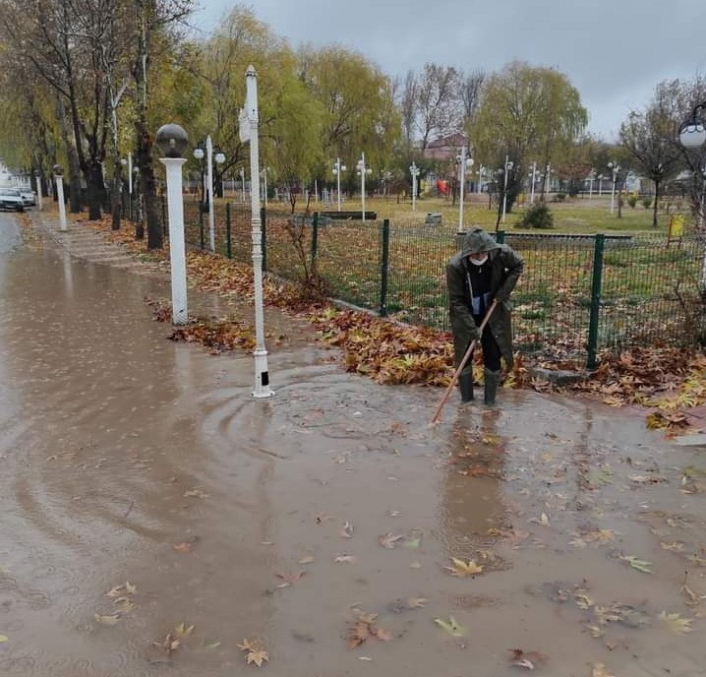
[57, 96, 83, 213]
[652, 180, 660, 228]
[86, 161, 104, 221]
[111, 163, 122, 231]
[137, 128, 162, 247]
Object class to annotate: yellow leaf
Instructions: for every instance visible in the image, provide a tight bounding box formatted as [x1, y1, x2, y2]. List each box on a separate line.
[0, 635, 8, 643]
[94, 613, 122, 625]
[659, 611, 692, 635]
[592, 664, 614, 677]
[246, 649, 269, 667]
[434, 616, 466, 637]
[446, 558, 483, 577]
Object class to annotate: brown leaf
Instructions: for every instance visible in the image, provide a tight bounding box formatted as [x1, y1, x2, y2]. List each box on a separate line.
[237, 638, 269, 667]
[510, 648, 548, 670]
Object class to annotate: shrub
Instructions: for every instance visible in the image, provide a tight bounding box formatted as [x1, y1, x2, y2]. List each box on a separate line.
[642, 197, 652, 210]
[627, 195, 638, 208]
[517, 202, 554, 229]
[554, 192, 566, 202]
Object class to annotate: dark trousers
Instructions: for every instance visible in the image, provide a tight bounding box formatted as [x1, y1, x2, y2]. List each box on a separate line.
[473, 319, 502, 372]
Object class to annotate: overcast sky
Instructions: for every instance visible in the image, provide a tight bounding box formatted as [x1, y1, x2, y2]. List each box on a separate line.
[194, 1, 706, 142]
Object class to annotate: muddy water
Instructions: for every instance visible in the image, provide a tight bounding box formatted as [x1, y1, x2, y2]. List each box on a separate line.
[1, 214, 705, 676]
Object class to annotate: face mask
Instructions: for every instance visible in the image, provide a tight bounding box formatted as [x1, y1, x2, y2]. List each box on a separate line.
[470, 255, 488, 266]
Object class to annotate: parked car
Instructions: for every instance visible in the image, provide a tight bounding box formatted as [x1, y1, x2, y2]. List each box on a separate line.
[0, 188, 25, 212]
[19, 189, 36, 207]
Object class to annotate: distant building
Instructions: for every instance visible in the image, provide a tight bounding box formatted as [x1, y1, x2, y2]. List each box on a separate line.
[423, 134, 468, 162]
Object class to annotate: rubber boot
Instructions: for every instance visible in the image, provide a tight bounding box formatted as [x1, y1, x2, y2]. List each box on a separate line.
[458, 372, 474, 403]
[484, 369, 502, 406]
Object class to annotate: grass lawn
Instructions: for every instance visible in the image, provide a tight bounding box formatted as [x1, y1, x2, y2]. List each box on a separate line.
[245, 192, 688, 236]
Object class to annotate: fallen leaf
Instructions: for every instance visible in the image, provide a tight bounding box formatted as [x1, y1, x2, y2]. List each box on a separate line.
[659, 611, 692, 635]
[540, 512, 550, 526]
[407, 597, 427, 609]
[334, 554, 356, 564]
[510, 648, 548, 670]
[174, 622, 194, 639]
[378, 533, 404, 549]
[173, 542, 194, 554]
[183, 488, 210, 499]
[298, 555, 315, 565]
[276, 571, 306, 588]
[0, 635, 8, 642]
[94, 613, 122, 626]
[660, 541, 685, 552]
[107, 582, 137, 598]
[584, 624, 604, 638]
[340, 521, 354, 538]
[619, 555, 653, 574]
[592, 663, 614, 677]
[237, 639, 269, 667]
[434, 617, 466, 637]
[446, 558, 484, 577]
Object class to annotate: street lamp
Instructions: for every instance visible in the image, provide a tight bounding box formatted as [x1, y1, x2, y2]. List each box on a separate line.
[35, 170, 43, 211]
[53, 164, 67, 232]
[597, 174, 604, 196]
[587, 168, 596, 201]
[409, 161, 420, 212]
[239, 168, 246, 202]
[678, 99, 706, 232]
[356, 152, 372, 222]
[608, 162, 620, 214]
[678, 100, 706, 151]
[502, 155, 514, 223]
[332, 157, 346, 212]
[455, 146, 473, 233]
[155, 123, 189, 326]
[476, 165, 486, 194]
[529, 161, 537, 204]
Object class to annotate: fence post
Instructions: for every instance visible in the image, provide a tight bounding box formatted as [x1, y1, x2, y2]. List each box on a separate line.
[199, 205, 205, 250]
[311, 212, 319, 272]
[261, 206, 267, 272]
[496, 230, 506, 244]
[380, 219, 390, 317]
[226, 202, 232, 259]
[587, 233, 605, 370]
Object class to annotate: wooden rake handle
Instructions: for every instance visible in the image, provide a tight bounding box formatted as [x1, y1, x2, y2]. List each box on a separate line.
[430, 299, 499, 425]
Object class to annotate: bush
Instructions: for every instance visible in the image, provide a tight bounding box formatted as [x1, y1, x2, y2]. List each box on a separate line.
[627, 195, 638, 208]
[554, 192, 566, 202]
[642, 197, 652, 210]
[517, 202, 554, 229]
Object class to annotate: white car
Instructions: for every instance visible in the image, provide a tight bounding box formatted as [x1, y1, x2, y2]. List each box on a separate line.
[19, 189, 36, 207]
[0, 187, 25, 212]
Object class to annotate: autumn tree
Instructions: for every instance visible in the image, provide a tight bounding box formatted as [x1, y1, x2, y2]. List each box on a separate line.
[620, 81, 684, 227]
[473, 61, 587, 216]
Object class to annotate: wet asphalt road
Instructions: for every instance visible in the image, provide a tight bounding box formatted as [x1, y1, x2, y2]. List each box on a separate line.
[0, 212, 705, 677]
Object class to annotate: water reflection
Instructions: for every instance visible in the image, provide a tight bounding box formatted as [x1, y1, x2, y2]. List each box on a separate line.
[438, 408, 508, 558]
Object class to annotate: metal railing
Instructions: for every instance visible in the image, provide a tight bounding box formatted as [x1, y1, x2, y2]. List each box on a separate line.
[177, 197, 706, 367]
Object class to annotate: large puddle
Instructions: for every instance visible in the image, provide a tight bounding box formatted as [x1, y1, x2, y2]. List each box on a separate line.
[0, 215, 704, 676]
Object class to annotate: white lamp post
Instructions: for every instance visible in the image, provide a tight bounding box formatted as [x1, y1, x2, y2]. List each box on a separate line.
[155, 123, 189, 326]
[332, 157, 346, 211]
[456, 146, 473, 233]
[239, 168, 246, 203]
[597, 174, 604, 196]
[356, 152, 372, 222]
[502, 155, 514, 223]
[588, 168, 595, 201]
[53, 164, 67, 232]
[409, 161, 420, 212]
[608, 162, 620, 214]
[476, 165, 485, 194]
[529, 161, 537, 204]
[35, 171, 43, 211]
[239, 64, 274, 398]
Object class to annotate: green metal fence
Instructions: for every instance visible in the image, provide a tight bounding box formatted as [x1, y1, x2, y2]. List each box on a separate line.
[180, 199, 706, 367]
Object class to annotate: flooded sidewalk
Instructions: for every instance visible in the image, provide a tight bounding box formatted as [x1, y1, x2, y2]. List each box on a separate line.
[0, 213, 704, 677]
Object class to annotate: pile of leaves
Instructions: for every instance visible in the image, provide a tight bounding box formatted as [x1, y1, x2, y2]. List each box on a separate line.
[569, 347, 706, 433]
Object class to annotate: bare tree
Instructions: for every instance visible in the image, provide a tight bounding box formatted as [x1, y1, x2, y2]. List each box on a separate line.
[416, 63, 461, 150]
[620, 85, 683, 227]
[459, 69, 485, 130]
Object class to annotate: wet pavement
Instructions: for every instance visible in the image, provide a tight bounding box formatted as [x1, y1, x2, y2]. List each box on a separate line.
[0, 211, 705, 676]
